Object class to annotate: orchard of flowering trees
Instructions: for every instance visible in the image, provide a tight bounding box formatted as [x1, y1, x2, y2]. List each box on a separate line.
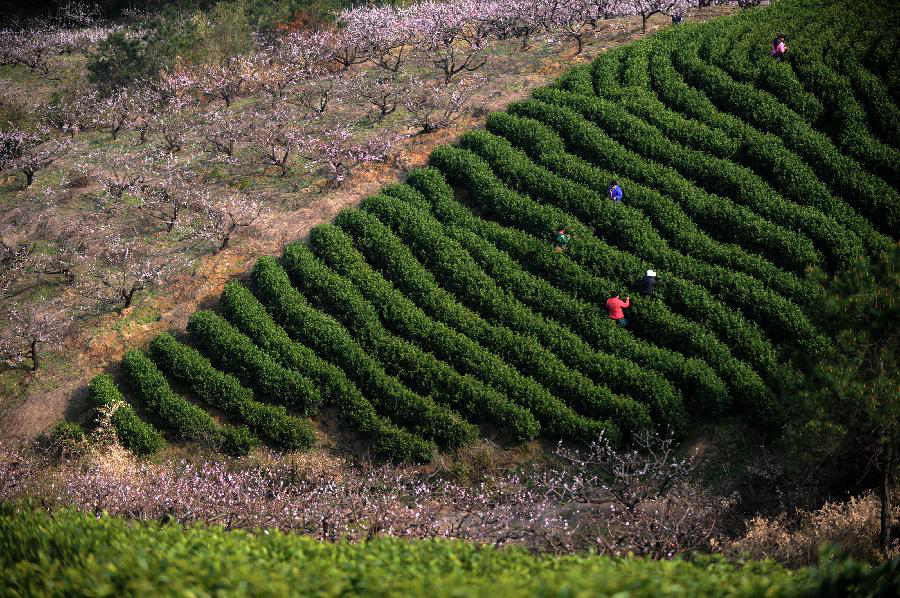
[0, 0, 703, 372]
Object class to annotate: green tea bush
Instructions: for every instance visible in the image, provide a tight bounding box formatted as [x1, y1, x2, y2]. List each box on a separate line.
[220, 281, 435, 463]
[250, 256, 473, 449]
[186, 311, 322, 416]
[87, 374, 166, 456]
[149, 331, 315, 451]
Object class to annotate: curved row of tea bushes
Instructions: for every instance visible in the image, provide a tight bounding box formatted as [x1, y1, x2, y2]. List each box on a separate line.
[701, 7, 900, 187]
[150, 326, 315, 452]
[357, 194, 688, 434]
[508, 92, 840, 273]
[251, 256, 476, 450]
[87, 374, 166, 456]
[524, 90, 865, 274]
[121, 349, 256, 456]
[401, 168, 782, 428]
[669, 37, 900, 235]
[310, 222, 614, 440]
[326, 209, 650, 435]
[219, 281, 435, 463]
[282, 242, 544, 445]
[646, 41, 889, 258]
[187, 311, 322, 417]
[460, 127, 820, 315]
[428, 144, 817, 367]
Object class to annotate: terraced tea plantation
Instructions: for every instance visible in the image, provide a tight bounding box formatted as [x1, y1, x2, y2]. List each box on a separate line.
[93, 0, 900, 462]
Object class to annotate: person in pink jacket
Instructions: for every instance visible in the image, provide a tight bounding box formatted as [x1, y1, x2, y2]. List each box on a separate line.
[605, 293, 631, 328]
[771, 34, 788, 61]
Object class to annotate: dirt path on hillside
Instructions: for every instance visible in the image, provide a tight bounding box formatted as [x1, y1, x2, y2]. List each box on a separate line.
[1, 8, 736, 444]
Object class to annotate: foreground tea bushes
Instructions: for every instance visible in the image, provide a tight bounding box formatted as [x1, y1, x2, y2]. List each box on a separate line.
[6, 507, 894, 598]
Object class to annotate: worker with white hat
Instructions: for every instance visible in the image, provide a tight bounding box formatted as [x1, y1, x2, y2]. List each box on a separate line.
[641, 269, 657, 295]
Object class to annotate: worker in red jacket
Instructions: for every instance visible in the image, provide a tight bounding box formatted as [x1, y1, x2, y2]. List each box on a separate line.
[605, 293, 631, 327]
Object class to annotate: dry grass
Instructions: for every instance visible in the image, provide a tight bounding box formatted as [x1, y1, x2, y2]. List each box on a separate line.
[729, 493, 900, 566]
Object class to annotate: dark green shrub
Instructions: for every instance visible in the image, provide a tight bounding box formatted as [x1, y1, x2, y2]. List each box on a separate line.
[220, 425, 258, 457]
[36, 421, 88, 461]
[250, 256, 473, 450]
[149, 332, 315, 451]
[186, 311, 321, 416]
[88, 374, 165, 456]
[220, 281, 434, 463]
[87, 32, 160, 94]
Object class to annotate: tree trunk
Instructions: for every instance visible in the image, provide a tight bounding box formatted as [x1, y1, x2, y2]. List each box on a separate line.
[641, 14, 648, 33]
[24, 169, 35, 187]
[122, 286, 137, 309]
[880, 449, 894, 555]
[30, 340, 39, 371]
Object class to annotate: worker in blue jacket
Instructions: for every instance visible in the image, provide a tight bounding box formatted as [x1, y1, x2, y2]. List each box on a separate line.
[608, 181, 623, 202]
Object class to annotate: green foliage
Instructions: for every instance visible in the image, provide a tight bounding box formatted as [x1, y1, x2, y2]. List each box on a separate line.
[87, 374, 166, 456]
[186, 311, 322, 416]
[669, 32, 900, 238]
[149, 331, 315, 451]
[220, 424, 259, 457]
[122, 348, 253, 454]
[36, 421, 88, 460]
[459, 124, 824, 353]
[87, 32, 160, 94]
[250, 256, 472, 450]
[2, 506, 897, 597]
[220, 281, 435, 462]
